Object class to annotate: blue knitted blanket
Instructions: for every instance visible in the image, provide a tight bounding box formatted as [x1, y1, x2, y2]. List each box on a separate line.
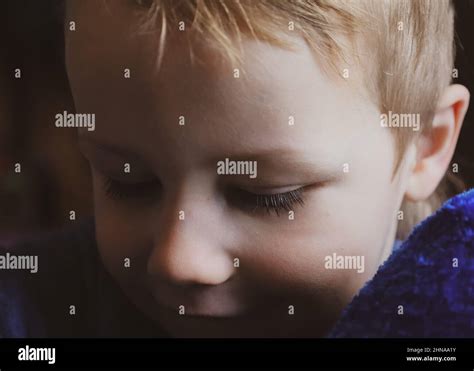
[329, 188, 474, 337]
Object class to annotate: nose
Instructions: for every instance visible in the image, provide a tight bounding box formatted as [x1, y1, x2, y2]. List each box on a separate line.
[147, 198, 235, 287]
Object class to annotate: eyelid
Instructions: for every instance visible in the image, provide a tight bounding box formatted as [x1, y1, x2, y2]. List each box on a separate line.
[243, 185, 305, 195]
[92, 165, 155, 184]
[225, 186, 305, 217]
[102, 176, 160, 200]
[104, 175, 156, 184]
[250, 188, 305, 215]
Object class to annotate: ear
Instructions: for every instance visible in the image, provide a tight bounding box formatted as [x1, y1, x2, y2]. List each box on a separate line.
[405, 84, 470, 201]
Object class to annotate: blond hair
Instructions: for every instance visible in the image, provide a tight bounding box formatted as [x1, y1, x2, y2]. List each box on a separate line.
[132, 0, 462, 239]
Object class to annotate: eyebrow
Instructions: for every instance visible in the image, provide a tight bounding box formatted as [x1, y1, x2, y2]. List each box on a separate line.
[210, 149, 342, 182]
[79, 136, 341, 181]
[78, 135, 143, 161]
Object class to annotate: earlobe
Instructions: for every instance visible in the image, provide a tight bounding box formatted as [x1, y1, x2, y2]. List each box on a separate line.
[404, 84, 470, 202]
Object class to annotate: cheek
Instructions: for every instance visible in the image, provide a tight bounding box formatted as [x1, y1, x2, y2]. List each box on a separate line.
[237, 182, 396, 304]
[235, 217, 363, 326]
[92, 177, 153, 285]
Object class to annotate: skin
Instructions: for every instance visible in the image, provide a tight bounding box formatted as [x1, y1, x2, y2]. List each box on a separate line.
[65, 0, 469, 337]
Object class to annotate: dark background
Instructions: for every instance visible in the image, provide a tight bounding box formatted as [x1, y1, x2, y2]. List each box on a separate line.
[1, 0, 473, 238]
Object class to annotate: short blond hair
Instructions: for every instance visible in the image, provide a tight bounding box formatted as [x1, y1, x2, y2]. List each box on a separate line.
[132, 0, 461, 238]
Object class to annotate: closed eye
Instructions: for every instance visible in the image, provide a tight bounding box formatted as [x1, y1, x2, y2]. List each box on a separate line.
[228, 187, 305, 216]
[101, 174, 306, 216]
[102, 176, 161, 199]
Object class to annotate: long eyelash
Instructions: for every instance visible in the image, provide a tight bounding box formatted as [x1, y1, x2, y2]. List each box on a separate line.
[102, 177, 158, 199]
[102, 175, 305, 215]
[253, 189, 305, 215]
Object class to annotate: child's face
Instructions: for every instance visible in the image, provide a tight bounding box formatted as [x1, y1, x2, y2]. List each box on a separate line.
[67, 0, 411, 337]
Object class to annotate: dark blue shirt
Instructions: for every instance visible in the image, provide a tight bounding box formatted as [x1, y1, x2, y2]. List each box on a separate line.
[0, 220, 169, 338]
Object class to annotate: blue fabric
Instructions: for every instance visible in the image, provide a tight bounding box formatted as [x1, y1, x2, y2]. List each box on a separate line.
[329, 188, 474, 337]
[0, 276, 29, 337]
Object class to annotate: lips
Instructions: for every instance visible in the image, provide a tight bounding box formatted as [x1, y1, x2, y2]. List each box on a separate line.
[147, 277, 273, 318]
[150, 289, 256, 318]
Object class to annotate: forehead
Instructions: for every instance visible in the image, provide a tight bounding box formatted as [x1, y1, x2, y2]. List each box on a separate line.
[65, 0, 363, 91]
[66, 0, 381, 162]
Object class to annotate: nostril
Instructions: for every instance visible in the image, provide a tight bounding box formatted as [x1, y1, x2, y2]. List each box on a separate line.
[147, 207, 235, 287]
[147, 250, 235, 288]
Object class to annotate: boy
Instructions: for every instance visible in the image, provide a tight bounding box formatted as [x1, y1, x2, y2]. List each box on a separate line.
[1, 0, 470, 337]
